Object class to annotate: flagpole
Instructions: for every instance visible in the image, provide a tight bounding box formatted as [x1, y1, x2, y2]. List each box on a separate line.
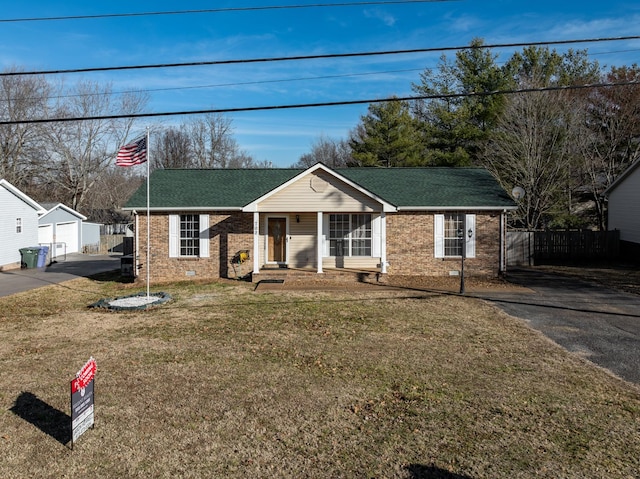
[146, 127, 150, 298]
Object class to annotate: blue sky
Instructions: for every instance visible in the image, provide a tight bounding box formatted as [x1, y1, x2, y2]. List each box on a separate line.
[1, 1, 639, 167]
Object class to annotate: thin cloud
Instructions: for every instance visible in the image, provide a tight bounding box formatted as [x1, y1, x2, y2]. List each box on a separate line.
[364, 8, 396, 27]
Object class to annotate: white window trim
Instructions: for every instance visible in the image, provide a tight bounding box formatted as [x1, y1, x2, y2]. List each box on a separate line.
[322, 213, 380, 258]
[169, 214, 210, 258]
[434, 213, 476, 259]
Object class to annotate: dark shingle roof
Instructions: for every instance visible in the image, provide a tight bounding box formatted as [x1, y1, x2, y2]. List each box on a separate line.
[124, 166, 515, 210]
[338, 167, 514, 208]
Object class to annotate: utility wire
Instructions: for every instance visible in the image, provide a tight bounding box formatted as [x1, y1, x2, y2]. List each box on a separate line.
[0, 1, 458, 23]
[1, 79, 637, 126]
[7, 46, 640, 104]
[6, 68, 424, 103]
[3, 35, 640, 78]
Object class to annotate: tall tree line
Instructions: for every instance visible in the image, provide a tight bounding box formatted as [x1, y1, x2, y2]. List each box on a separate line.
[331, 40, 640, 230]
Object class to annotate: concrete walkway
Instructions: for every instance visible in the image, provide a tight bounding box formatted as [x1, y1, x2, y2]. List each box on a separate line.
[480, 268, 640, 386]
[0, 254, 121, 298]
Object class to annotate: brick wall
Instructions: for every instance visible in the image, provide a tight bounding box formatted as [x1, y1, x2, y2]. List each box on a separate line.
[136, 212, 253, 284]
[386, 211, 502, 277]
[136, 210, 503, 284]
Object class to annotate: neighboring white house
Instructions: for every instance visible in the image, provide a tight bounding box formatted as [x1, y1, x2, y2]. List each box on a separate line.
[38, 203, 88, 256]
[605, 158, 640, 259]
[0, 179, 46, 270]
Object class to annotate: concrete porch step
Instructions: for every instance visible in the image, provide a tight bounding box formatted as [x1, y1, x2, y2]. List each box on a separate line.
[253, 267, 385, 284]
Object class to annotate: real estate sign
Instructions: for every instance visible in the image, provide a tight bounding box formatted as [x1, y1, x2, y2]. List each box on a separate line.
[71, 357, 96, 445]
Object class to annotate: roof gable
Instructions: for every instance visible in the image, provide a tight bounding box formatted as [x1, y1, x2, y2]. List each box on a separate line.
[39, 203, 87, 221]
[0, 179, 46, 213]
[243, 163, 397, 212]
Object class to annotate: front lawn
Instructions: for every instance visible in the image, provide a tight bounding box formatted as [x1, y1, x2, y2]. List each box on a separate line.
[0, 277, 638, 478]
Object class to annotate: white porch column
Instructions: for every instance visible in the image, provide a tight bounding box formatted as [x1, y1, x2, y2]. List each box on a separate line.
[316, 211, 323, 273]
[252, 211, 260, 275]
[380, 212, 387, 274]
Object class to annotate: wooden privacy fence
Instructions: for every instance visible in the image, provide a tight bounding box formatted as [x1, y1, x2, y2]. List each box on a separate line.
[98, 235, 134, 255]
[507, 230, 620, 266]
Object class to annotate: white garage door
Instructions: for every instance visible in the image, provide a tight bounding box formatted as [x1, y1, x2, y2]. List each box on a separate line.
[56, 221, 79, 254]
[39, 224, 53, 245]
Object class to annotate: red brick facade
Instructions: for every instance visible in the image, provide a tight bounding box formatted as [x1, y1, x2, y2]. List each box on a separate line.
[385, 211, 502, 277]
[136, 210, 503, 284]
[137, 211, 253, 284]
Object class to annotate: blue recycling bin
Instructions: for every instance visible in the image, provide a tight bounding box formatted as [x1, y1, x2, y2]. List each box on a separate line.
[36, 246, 49, 268]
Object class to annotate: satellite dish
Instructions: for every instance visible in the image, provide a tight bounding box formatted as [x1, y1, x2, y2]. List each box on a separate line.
[511, 186, 525, 200]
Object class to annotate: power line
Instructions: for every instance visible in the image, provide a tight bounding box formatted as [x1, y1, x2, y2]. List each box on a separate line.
[0, 1, 457, 23]
[8, 46, 640, 104]
[2, 79, 637, 126]
[3, 35, 639, 78]
[8, 68, 424, 103]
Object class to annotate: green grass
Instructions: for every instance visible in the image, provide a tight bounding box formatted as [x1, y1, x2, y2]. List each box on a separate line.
[0, 277, 638, 478]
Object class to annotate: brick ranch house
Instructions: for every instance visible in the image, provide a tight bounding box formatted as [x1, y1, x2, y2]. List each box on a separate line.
[123, 163, 517, 284]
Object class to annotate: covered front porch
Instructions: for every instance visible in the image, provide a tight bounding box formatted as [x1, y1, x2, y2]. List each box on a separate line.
[236, 163, 398, 282]
[245, 211, 390, 282]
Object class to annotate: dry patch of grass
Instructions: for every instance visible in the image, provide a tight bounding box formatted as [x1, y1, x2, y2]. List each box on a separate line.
[0, 277, 638, 478]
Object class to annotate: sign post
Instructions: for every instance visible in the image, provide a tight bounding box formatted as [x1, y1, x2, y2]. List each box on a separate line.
[71, 357, 96, 447]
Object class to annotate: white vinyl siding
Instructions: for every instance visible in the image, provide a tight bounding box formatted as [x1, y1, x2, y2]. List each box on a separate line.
[608, 164, 640, 244]
[259, 171, 380, 212]
[169, 214, 210, 258]
[434, 213, 476, 258]
[0, 185, 40, 268]
[287, 213, 317, 269]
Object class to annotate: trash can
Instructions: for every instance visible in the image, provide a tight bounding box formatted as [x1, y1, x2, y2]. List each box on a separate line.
[36, 246, 49, 269]
[121, 255, 134, 278]
[19, 247, 40, 269]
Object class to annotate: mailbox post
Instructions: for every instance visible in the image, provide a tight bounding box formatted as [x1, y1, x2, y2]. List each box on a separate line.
[457, 218, 473, 295]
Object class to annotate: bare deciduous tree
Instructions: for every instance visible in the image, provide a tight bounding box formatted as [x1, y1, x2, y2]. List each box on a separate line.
[577, 65, 640, 230]
[188, 113, 251, 168]
[43, 81, 148, 210]
[0, 68, 51, 189]
[483, 90, 577, 229]
[152, 126, 193, 169]
[293, 134, 352, 168]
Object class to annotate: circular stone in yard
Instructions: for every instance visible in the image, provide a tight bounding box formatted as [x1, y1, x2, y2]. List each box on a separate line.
[89, 292, 171, 311]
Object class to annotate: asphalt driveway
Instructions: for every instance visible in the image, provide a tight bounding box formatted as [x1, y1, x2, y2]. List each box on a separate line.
[0, 253, 121, 298]
[481, 268, 640, 386]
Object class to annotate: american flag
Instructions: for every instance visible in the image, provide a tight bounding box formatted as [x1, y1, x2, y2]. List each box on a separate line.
[116, 136, 147, 167]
